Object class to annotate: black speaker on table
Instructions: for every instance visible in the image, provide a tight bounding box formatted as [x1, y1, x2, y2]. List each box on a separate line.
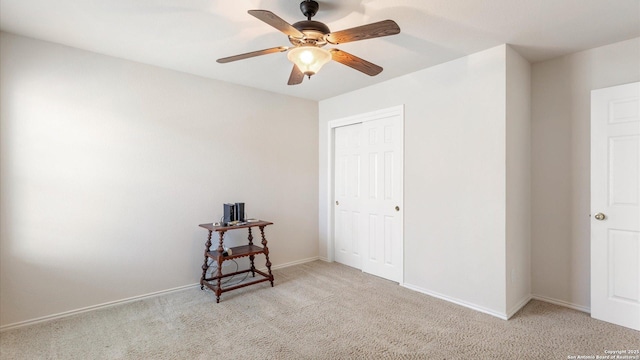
[223, 203, 235, 225]
[235, 202, 245, 222]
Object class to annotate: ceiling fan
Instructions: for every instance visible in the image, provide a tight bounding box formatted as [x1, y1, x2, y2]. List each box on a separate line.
[217, 0, 401, 85]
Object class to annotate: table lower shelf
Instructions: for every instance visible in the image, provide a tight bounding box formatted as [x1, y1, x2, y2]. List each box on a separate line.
[202, 268, 273, 297]
[206, 244, 265, 260]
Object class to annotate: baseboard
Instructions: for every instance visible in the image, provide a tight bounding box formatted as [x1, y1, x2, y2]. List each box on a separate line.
[257, 256, 320, 272]
[318, 256, 330, 262]
[397, 287, 589, 319]
[507, 294, 532, 319]
[2, 256, 321, 332]
[531, 294, 590, 313]
[0, 283, 199, 332]
[401, 283, 509, 320]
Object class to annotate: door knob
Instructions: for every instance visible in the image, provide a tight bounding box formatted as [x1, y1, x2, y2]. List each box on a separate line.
[395, 206, 400, 211]
[336, 201, 339, 205]
[594, 213, 606, 221]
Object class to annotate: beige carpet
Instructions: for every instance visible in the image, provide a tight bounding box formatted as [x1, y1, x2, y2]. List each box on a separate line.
[1, 261, 638, 359]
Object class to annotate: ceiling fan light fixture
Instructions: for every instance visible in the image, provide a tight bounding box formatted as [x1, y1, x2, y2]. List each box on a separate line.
[287, 46, 331, 78]
[219, 5, 401, 85]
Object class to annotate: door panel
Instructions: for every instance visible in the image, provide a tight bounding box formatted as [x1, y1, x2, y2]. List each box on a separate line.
[361, 116, 403, 282]
[591, 81, 640, 330]
[608, 230, 639, 303]
[334, 124, 363, 269]
[609, 135, 639, 206]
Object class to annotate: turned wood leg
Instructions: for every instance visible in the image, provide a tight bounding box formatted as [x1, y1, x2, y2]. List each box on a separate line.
[216, 231, 225, 302]
[249, 255, 256, 277]
[248, 228, 256, 277]
[200, 230, 212, 290]
[215, 257, 222, 304]
[259, 226, 274, 287]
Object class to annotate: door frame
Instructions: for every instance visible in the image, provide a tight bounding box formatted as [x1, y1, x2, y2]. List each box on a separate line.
[325, 105, 404, 271]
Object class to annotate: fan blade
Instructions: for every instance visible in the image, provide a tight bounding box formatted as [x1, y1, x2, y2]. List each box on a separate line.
[288, 64, 304, 85]
[326, 20, 400, 45]
[329, 49, 383, 76]
[217, 46, 288, 63]
[248, 10, 304, 38]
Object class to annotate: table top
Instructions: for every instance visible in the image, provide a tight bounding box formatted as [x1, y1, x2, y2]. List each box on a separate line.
[199, 220, 273, 232]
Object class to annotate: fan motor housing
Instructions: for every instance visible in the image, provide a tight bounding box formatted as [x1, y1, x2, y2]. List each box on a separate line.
[290, 20, 330, 46]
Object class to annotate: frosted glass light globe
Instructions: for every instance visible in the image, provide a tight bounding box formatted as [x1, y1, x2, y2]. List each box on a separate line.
[287, 46, 332, 77]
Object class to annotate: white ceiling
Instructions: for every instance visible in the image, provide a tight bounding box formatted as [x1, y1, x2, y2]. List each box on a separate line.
[1, 0, 639, 101]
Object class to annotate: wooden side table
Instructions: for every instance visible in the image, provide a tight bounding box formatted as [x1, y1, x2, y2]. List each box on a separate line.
[199, 221, 274, 302]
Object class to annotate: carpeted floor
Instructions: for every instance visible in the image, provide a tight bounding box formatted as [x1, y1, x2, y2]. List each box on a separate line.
[1, 261, 638, 359]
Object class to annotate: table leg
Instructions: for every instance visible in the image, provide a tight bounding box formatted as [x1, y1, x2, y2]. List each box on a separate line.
[200, 230, 212, 290]
[215, 230, 225, 303]
[248, 227, 256, 277]
[259, 225, 274, 287]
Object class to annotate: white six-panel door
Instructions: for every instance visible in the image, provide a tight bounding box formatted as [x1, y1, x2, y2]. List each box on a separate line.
[591, 81, 640, 331]
[333, 107, 404, 283]
[334, 123, 364, 269]
[360, 116, 403, 282]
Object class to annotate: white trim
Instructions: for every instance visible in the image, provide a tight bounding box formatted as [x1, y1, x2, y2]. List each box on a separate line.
[258, 256, 319, 272]
[531, 294, 590, 313]
[401, 285, 585, 320]
[1, 256, 321, 332]
[328, 105, 404, 128]
[326, 122, 336, 262]
[0, 283, 198, 332]
[401, 282, 509, 320]
[507, 295, 532, 319]
[398, 287, 590, 319]
[273, 256, 319, 269]
[325, 104, 405, 272]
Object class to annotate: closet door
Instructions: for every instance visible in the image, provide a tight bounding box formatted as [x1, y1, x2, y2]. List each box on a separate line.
[360, 115, 404, 283]
[333, 109, 404, 283]
[334, 123, 364, 270]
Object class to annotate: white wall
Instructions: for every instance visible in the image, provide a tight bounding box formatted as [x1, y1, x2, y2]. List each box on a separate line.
[0, 32, 319, 327]
[505, 46, 532, 316]
[4, 27, 635, 328]
[530, 37, 640, 310]
[320, 45, 514, 317]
